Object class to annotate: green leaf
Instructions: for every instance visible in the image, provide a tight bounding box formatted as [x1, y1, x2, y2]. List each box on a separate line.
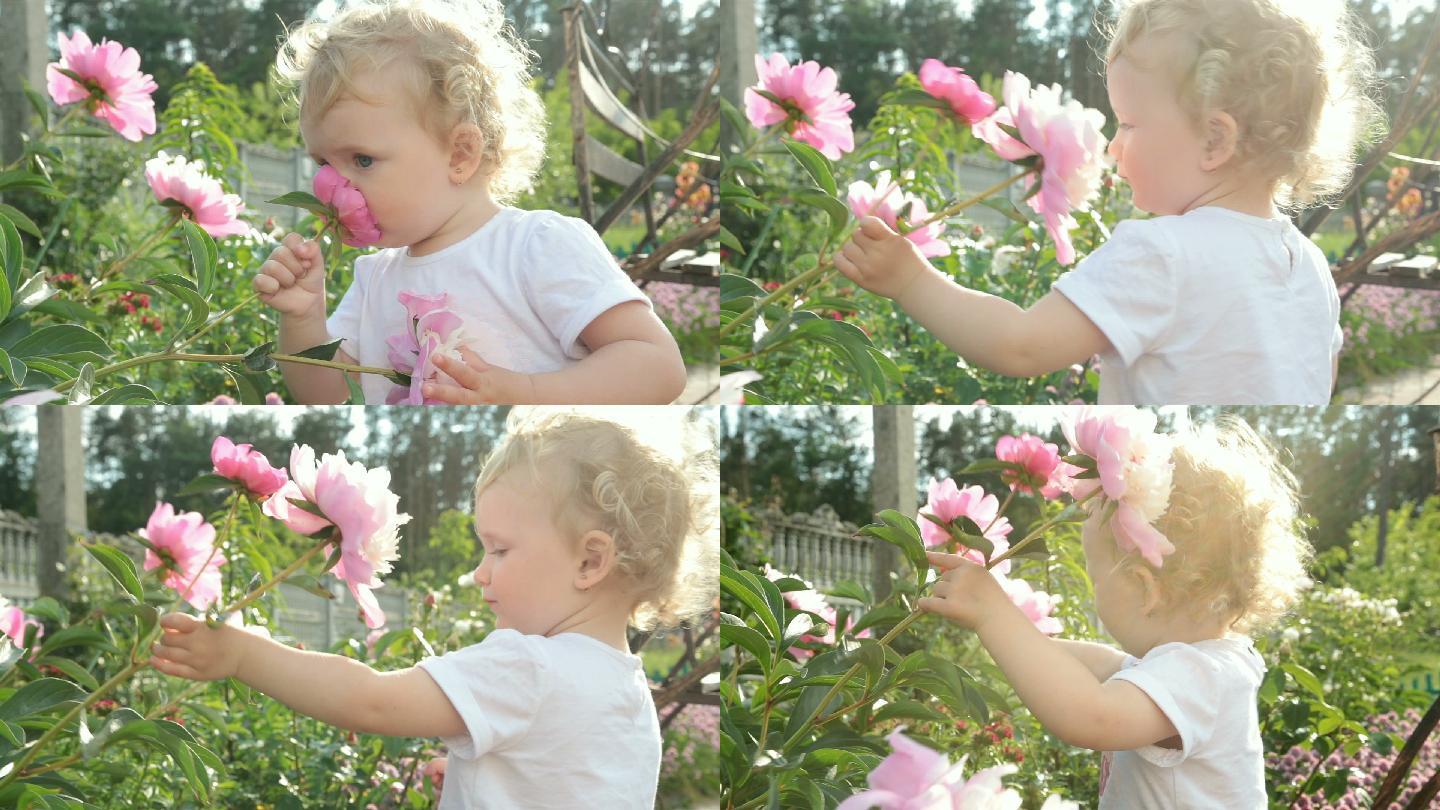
[66, 362, 95, 404]
[84, 543, 144, 602]
[294, 338, 343, 361]
[36, 626, 115, 658]
[720, 567, 781, 640]
[148, 273, 210, 334]
[21, 597, 67, 626]
[8, 324, 110, 360]
[179, 219, 218, 298]
[176, 472, 236, 497]
[80, 708, 150, 758]
[884, 87, 951, 112]
[283, 571, 335, 600]
[0, 348, 24, 386]
[793, 189, 851, 241]
[783, 141, 837, 197]
[0, 205, 42, 243]
[1283, 662, 1326, 702]
[1, 209, 22, 296]
[858, 510, 928, 587]
[873, 699, 950, 726]
[717, 226, 746, 255]
[0, 678, 86, 722]
[0, 719, 22, 747]
[267, 191, 332, 219]
[33, 656, 98, 691]
[849, 602, 910, 636]
[243, 341, 277, 373]
[90, 383, 160, 404]
[720, 273, 768, 307]
[7, 272, 58, 324]
[721, 620, 775, 680]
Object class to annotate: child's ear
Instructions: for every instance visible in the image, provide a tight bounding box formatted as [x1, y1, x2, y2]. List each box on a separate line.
[447, 122, 488, 184]
[1199, 111, 1239, 172]
[1132, 566, 1163, 615]
[574, 530, 617, 591]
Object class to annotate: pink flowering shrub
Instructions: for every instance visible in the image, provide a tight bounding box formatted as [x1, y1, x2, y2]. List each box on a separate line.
[1269, 708, 1439, 809]
[658, 704, 721, 802]
[1338, 282, 1440, 387]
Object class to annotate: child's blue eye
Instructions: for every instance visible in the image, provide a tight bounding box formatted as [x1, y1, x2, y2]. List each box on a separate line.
[355, 155, 374, 169]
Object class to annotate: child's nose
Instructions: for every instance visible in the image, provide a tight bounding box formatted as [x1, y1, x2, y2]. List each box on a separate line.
[1107, 134, 1123, 162]
[472, 564, 487, 587]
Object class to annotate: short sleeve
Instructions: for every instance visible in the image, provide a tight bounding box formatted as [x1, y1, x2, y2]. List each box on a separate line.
[325, 253, 374, 360]
[415, 630, 551, 760]
[1331, 322, 1343, 357]
[520, 213, 651, 358]
[1107, 643, 1225, 767]
[1052, 219, 1178, 366]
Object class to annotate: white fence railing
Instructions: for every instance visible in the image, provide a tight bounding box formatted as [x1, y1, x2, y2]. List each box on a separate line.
[757, 504, 874, 590]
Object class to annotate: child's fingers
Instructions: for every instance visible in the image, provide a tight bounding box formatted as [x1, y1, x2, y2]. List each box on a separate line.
[455, 346, 491, 371]
[420, 380, 477, 405]
[857, 215, 895, 240]
[926, 550, 969, 570]
[158, 612, 200, 632]
[431, 353, 483, 389]
[834, 251, 858, 281]
[915, 595, 947, 614]
[253, 273, 279, 295]
[151, 641, 192, 663]
[150, 655, 201, 680]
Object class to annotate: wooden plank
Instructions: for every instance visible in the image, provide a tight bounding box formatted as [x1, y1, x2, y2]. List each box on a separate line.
[585, 134, 645, 187]
[578, 62, 645, 141]
[1351, 272, 1440, 291]
[1391, 255, 1439, 278]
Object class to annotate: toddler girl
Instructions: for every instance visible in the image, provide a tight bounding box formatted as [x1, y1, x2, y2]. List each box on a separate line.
[253, 0, 687, 405]
[837, 0, 1382, 404]
[150, 409, 719, 808]
[922, 415, 1311, 807]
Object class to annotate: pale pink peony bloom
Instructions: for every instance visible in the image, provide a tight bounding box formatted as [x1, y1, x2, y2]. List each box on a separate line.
[917, 59, 996, 125]
[847, 172, 951, 258]
[313, 165, 382, 247]
[1062, 407, 1175, 567]
[918, 478, 1012, 572]
[0, 597, 44, 650]
[837, 729, 1035, 810]
[995, 433, 1072, 499]
[995, 572, 1063, 636]
[211, 436, 288, 497]
[45, 31, 157, 142]
[274, 445, 410, 628]
[385, 291, 468, 405]
[208, 394, 237, 405]
[140, 502, 227, 610]
[972, 72, 1109, 265]
[264, 392, 284, 405]
[745, 54, 856, 159]
[144, 152, 249, 238]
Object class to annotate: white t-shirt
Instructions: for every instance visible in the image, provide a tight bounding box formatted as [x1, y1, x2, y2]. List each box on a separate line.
[1099, 636, 1267, 809]
[415, 630, 661, 810]
[326, 207, 651, 403]
[1053, 206, 1341, 405]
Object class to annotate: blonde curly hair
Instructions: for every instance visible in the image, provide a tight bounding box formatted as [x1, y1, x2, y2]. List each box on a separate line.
[274, 0, 546, 202]
[1103, 416, 1313, 633]
[474, 408, 719, 631]
[1104, 0, 1385, 209]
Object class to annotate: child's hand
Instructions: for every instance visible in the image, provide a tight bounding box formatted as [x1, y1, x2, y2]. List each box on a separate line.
[424, 348, 534, 404]
[423, 757, 447, 796]
[149, 612, 246, 681]
[254, 232, 326, 318]
[916, 551, 1009, 632]
[834, 216, 935, 302]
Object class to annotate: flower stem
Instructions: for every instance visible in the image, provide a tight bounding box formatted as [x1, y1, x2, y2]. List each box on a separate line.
[173, 292, 262, 353]
[216, 534, 334, 621]
[718, 259, 834, 340]
[98, 214, 182, 283]
[988, 488, 1099, 569]
[49, 351, 396, 396]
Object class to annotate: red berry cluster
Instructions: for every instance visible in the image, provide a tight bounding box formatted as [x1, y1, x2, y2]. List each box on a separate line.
[51, 272, 81, 291]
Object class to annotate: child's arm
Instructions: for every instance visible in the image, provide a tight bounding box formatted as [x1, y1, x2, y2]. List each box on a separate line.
[1051, 638, 1127, 682]
[919, 553, 1177, 751]
[426, 301, 688, 404]
[253, 232, 355, 404]
[835, 217, 1110, 377]
[150, 613, 465, 739]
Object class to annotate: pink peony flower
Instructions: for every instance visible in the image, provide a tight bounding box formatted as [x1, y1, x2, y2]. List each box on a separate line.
[276, 445, 410, 628]
[264, 392, 284, 405]
[995, 433, 1073, 499]
[917, 59, 996, 125]
[139, 502, 227, 610]
[1062, 407, 1175, 567]
[313, 165, 382, 247]
[972, 72, 1109, 265]
[211, 436, 289, 498]
[918, 478, 1012, 570]
[996, 572, 1062, 636]
[144, 152, 249, 238]
[207, 394, 237, 405]
[847, 172, 951, 258]
[837, 729, 1049, 810]
[45, 31, 157, 142]
[0, 597, 44, 650]
[745, 54, 856, 159]
[385, 291, 469, 405]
